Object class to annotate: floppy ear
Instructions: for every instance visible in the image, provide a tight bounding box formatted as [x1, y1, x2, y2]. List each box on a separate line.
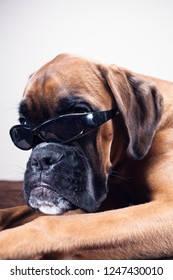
[100, 65, 163, 160]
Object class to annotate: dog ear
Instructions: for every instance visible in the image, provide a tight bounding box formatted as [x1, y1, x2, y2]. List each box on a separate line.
[100, 65, 163, 160]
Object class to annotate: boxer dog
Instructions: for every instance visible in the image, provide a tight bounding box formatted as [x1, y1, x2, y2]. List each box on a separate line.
[0, 53, 173, 259]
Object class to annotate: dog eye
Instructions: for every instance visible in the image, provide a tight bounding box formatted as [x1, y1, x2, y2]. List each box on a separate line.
[72, 106, 90, 113]
[19, 116, 27, 125]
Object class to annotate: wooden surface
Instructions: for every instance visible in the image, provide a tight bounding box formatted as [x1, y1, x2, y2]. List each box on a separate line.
[0, 181, 25, 208]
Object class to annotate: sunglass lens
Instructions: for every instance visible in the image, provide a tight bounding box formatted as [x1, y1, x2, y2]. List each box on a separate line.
[39, 117, 83, 143]
[10, 126, 33, 150]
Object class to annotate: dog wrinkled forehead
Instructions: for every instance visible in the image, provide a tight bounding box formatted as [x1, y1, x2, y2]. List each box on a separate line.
[20, 54, 113, 123]
[24, 54, 108, 101]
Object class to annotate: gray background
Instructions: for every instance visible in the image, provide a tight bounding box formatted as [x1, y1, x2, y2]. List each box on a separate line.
[0, 0, 173, 180]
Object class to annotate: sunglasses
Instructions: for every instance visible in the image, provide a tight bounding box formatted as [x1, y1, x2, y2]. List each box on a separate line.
[9, 109, 117, 150]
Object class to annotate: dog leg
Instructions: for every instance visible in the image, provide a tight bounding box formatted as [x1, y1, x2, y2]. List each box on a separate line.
[0, 200, 173, 259]
[0, 205, 41, 230]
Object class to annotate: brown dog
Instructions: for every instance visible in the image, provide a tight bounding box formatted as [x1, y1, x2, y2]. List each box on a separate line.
[0, 53, 173, 259]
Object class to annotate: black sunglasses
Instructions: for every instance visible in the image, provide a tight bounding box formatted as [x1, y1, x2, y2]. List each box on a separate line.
[9, 109, 118, 150]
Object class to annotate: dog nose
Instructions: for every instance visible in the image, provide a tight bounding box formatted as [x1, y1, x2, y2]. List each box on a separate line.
[31, 154, 63, 171]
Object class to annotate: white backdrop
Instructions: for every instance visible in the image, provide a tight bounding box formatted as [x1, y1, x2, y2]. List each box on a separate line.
[0, 0, 173, 180]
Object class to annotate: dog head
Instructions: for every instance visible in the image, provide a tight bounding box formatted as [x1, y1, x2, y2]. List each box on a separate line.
[10, 54, 163, 214]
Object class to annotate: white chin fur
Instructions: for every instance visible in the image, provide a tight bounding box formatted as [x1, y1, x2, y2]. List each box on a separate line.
[39, 205, 64, 215]
[28, 186, 73, 215]
[29, 198, 71, 215]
